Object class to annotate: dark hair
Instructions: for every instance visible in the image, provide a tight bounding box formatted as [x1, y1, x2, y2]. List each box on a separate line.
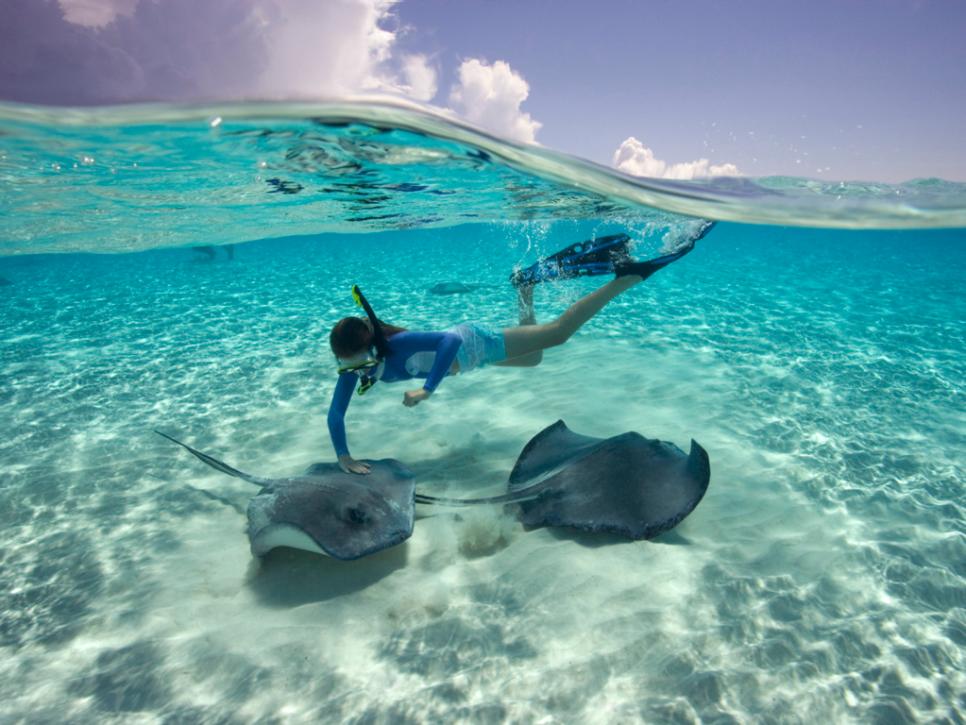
[330, 316, 406, 358]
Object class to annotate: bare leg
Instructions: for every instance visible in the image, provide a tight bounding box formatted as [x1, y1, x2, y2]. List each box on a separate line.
[501, 274, 641, 360]
[495, 285, 543, 367]
[497, 224, 705, 364]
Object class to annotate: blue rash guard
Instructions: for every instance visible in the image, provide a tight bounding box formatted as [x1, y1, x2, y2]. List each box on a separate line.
[327, 330, 462, 458]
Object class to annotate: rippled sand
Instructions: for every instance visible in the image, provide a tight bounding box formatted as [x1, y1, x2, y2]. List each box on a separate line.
[0, 223, 962, 722]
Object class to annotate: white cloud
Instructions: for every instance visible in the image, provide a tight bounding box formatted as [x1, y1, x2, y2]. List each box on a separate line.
[58, 0, 137, 28]
[9, 0, 436, 104]
[11, 2, 549, 141]
[256, 0, 402, 98]
[448, 59, 541, 144]
[398, 54, 437, 102]
[613, 136, 740, 179]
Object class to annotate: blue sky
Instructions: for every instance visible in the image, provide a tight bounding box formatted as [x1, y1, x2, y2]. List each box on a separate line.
[393, 0, 966, 181]
[3, 0, 964, 181]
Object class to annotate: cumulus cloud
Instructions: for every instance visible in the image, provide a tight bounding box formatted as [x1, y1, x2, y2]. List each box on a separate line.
[448, 59, 541, 144]
[3, 1, 545, 146]
[613, 136, 740, 179]
[397, 54, 437, 102]
[255, 0, 400, 98]
[1, 0, 437, 104]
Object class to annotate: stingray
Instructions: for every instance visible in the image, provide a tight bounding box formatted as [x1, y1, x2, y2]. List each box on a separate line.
[155, 431, 415, 560]
[415, 421, 711, 540]
[428, 281, 490, 295]
[157, 420, 710, 560]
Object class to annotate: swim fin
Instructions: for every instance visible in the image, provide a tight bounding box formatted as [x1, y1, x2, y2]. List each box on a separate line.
[614, 221, 715, 280]
[510, 233, 631, 287]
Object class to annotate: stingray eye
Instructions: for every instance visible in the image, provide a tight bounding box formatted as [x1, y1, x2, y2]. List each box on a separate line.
[346, 507, 369, 524]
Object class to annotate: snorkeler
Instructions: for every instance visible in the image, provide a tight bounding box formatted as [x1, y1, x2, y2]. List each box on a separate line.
[328, 222, 715, 474]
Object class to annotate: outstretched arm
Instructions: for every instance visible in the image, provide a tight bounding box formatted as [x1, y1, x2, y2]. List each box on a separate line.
[399, 331, 462, 406]
[327, 372, 370, 474]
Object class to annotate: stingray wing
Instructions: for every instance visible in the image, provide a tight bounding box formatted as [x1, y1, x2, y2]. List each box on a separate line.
[510, 425, 711, 540]
[507, 420, 604, 491]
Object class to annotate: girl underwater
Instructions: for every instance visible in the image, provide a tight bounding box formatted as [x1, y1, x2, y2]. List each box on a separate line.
[328, 222, 714, 474]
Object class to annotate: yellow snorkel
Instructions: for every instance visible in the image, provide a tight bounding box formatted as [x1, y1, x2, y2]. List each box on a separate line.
[345, 285, 387, 395]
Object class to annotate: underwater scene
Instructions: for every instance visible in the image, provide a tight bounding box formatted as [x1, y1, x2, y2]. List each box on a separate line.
[0, 102, 964, 723]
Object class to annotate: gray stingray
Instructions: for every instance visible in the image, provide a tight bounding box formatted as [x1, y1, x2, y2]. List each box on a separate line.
[416, 420, 711, 540]
[428, 281, 488, 295]
[156, 431, 415, 560]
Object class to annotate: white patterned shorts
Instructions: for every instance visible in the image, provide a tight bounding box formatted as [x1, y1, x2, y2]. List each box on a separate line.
[448, 323, 507, 372]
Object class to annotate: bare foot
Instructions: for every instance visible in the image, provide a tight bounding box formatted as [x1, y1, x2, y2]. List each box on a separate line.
[517, 285, 536, 325]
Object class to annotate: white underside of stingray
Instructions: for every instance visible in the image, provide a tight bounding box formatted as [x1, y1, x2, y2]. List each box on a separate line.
[251, 523, 326, 556]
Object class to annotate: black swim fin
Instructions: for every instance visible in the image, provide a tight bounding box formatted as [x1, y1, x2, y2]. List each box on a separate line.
[510, 233, 631, 287]
[614, 221, 715, 280]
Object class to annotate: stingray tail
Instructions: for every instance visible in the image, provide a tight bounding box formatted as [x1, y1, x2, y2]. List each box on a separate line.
[155, 430, 268, 487]
[414, 489, 543, 507]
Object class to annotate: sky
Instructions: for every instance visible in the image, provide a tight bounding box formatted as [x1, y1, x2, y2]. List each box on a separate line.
[2, 0, 965, 182]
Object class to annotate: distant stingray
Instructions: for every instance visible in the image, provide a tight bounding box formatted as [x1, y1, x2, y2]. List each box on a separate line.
[155, 431, 415, 560]
[428, 281, 487, 295]
[0, 276, 11, 286]
[416, 421, 711, 540]
[191, 244, 234, 261]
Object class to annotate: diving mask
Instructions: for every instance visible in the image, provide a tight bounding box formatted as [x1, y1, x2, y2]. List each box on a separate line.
[337, 358, 379, 375]
[336, 354, 382, 395]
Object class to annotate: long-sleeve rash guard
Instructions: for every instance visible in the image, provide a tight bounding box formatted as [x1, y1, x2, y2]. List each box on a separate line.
[327, 330, 462, 457]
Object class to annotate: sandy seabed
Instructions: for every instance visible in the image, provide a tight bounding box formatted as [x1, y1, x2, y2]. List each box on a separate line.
[0, 224, 962, 722]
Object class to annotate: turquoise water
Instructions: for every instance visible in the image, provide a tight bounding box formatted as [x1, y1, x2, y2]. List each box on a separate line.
[1, 102, 964, 722]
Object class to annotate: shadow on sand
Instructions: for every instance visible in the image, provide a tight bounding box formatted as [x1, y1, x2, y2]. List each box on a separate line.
[545, 526, 694, 548]
[246, 542, 409, 608]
